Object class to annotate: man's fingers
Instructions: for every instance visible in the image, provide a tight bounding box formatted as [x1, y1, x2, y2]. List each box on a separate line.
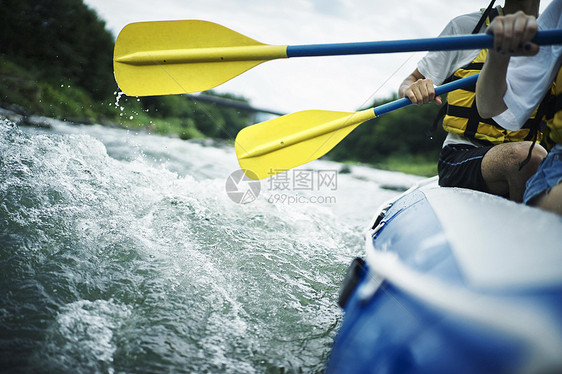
[490, 18, 505, 53]
[413, 88, 424, 105]
[424, 79, 437, 104]
[419, 83, 430, 104]
[406, 89, 420, 105]
[407, 79, 437, 105]
[521, 16, 539, 55]
[489, 11, 538, 56]
[500, 14, 515, 54]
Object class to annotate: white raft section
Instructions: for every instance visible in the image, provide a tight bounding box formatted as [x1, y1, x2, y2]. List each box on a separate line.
[361, 177, 562, 373]
[427, 186, 562, 290]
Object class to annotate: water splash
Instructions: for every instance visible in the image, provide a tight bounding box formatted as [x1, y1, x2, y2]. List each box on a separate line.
[0, 119, 413, 373]
[49, 299, 131, 372]
[114, 91, 125, 108]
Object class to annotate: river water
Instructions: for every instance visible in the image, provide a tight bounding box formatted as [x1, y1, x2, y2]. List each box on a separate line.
[0, 118, 422, 373]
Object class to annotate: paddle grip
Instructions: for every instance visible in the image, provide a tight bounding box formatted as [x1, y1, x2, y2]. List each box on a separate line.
[287, 29, 562, 58]
[373, 74, 479, 117]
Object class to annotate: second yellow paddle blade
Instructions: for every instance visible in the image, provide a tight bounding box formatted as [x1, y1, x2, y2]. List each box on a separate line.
[235, 109, 375, 180]
[113, 20, 287, 96]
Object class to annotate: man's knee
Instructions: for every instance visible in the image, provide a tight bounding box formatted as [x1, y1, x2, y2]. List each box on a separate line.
[496, 141, 547, 173]
[481, 142, 547, 201]
[518, 142, 548, 173]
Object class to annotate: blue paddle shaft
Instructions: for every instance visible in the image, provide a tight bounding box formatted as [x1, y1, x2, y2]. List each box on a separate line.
[372, 74, 479, 117]
[287, 29, 562, 57]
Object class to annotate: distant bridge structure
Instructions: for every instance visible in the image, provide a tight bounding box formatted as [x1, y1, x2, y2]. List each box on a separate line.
[185, 93, 284, 124]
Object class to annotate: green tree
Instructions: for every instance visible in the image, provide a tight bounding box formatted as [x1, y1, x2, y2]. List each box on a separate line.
[328, 97, 447, 164]
[0, 0, 115, 99]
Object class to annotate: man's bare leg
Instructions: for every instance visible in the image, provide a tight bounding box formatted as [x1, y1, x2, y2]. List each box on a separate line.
[533, 183, 562, 215]
[481, 141, 547, 202]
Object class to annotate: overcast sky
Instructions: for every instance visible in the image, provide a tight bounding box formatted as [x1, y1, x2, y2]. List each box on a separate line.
[85, 0, 553, 115]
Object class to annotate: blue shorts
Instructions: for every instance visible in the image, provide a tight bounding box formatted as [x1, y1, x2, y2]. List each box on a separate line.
[523, 145, 562, 205]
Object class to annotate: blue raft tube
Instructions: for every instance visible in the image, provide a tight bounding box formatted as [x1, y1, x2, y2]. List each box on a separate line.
[327, 177, 562, 374]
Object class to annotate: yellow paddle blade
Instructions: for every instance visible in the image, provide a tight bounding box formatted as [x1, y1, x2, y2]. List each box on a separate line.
[235, 109, 375, 180]
[113, 20, 288, 96]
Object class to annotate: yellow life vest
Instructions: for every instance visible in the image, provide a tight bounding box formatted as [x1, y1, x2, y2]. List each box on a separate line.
[442, 48, 543, 145]
[544, 67, 562, 148]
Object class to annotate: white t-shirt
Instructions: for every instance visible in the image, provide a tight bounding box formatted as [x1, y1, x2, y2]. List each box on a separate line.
[494, 0, 562, 135]
[417, 11, 491, 147]
[418, 11, 484, 85]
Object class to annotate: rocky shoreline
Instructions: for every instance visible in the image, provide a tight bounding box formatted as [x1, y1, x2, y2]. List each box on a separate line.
[0, 102, 124, 130]
[0, 103, 237, 150]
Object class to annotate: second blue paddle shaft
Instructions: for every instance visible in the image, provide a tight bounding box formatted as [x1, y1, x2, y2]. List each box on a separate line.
[372, 74, 479, 117]
[287, 29, 562, 57]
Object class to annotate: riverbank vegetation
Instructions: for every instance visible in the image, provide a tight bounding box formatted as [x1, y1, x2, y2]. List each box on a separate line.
[0, 0, 446, 176]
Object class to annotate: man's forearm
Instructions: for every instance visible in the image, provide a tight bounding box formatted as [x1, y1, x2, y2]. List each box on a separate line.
[476, 52, 510, 118]
[398, 75, 418, 98]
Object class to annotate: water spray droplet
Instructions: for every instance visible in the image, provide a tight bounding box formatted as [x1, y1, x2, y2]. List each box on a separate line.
[114, 91, 125, 107]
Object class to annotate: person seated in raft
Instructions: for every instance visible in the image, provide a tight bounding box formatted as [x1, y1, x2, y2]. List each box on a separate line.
[476, 1, 562, 215]
[398, 0, 547, 203]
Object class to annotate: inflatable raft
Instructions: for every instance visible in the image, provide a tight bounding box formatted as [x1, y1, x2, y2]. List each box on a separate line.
[328, 177, 562, 374]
